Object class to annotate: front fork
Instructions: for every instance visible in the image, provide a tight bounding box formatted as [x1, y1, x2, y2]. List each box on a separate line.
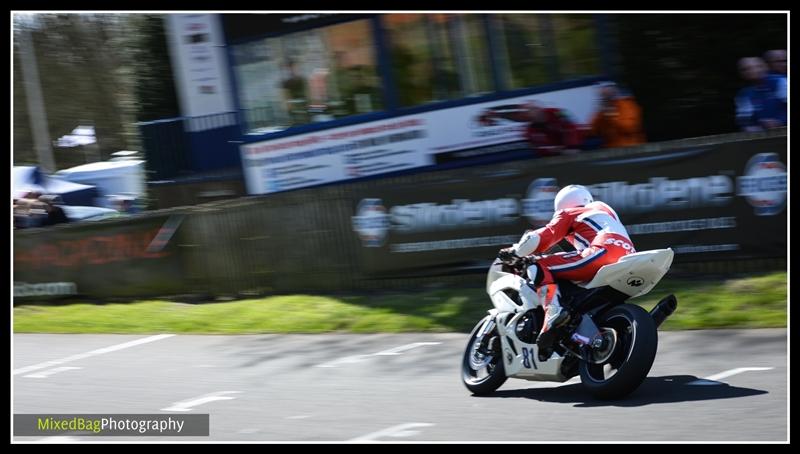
[473, 312, 499, 355]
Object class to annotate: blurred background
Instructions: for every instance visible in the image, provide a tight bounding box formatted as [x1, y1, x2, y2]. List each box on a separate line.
[12, 11, 787, 311]
[12, 13, 787, 166]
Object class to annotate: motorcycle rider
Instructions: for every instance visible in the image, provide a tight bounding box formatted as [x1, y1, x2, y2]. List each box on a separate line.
[498, 184, 636, 359]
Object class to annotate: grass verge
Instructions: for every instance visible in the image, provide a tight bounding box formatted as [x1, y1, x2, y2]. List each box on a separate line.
[13, 272, 786, 334]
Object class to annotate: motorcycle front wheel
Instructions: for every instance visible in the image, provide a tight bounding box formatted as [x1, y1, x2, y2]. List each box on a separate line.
[462, 315, 507, 395]
[579, 303, 658, 400]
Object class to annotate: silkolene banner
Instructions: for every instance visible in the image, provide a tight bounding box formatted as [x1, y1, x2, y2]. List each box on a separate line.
[240, 85, 597, 194]
[350, 137, 787, 277]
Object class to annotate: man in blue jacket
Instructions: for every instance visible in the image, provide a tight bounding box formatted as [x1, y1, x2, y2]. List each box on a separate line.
[735, 57, 787, 132]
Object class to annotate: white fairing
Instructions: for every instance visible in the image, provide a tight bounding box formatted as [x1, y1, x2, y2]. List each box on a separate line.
[486, 259, 512, 294]
[486, 259, 540, 312]
[496, 312, 568, 382]
[582, 248, 674, 298]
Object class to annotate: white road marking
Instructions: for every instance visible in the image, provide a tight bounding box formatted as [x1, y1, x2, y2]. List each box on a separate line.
[523, 376, 581, 388]
[237, 428, 260, 434]
[23, 366, 82, 379]
[35, 436, 79, 443]
[316, 342, 441, 368]
[316, 354, 371, 368]
[688, 367, 774, 385]
[350, 423, 435, 442]
[286, 415, 312, 420]
[14, 334, 175, 375]
[161, 391, 242, 412]
[373, 342, 442, 356]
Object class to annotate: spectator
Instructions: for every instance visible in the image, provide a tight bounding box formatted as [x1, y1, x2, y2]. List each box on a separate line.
[764, 50, 787, 76]
[13, 199, 34, 229]
[280, 58, 309, 125]
[13, 192, 48, 228]
[308, 67, 329, 107]
[38, 195, 69, 227]
[13, 193, 69, 228]
[348, 65, 382, 114]
[307, 66, 332, 122]
[19, 190, 43, 201]
[587, 82, 646, 149]
[329, 51, 355, 117]
[735, 57, 786, 132]
[522, 102, 582, 156]
[110, 195, 139, 214]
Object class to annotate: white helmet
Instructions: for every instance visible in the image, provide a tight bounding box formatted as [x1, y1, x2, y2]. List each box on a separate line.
[554, 184, 594, 211]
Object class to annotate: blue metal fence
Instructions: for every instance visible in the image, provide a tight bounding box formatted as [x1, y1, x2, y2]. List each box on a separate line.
[137, 112, 242, 180]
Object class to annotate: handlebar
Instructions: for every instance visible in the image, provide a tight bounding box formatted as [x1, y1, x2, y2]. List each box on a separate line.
[501, 254, 538, 274]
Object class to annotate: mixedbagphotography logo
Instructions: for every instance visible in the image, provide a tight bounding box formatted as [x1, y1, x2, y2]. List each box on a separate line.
[737, 153, 787, 216]
[352, 198, 390, 247]
[13, 414, 209, 437]
[522, 178, 560, 226]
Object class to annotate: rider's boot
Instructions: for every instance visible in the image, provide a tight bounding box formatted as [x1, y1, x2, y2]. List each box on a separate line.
[535, 283, 570, 361]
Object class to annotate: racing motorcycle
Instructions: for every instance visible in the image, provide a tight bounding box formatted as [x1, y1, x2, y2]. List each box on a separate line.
[461, 248, 678, 400]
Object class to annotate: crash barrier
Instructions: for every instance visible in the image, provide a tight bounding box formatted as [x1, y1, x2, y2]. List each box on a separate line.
[13, 129, 786, 299]
[14, 211, 188, 299]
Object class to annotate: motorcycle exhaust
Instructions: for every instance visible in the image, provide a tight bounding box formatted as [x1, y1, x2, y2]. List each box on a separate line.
[650, 294, 678, 329]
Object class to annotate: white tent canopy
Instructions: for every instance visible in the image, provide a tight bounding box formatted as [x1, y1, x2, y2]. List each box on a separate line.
[55, 125, 96, 148]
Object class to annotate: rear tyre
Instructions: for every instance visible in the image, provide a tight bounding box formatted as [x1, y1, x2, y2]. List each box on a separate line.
[579, 304, 658, 400]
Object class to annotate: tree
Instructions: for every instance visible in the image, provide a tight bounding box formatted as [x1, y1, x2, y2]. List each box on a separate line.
[12, 13, 180, 170]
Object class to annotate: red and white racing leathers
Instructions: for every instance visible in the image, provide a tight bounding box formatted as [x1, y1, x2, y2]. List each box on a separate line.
[514, 201, 636, 284]
[511, 201, 636, 326]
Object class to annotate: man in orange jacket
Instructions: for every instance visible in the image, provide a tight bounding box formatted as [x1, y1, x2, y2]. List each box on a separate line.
[588, 82, 646, 149]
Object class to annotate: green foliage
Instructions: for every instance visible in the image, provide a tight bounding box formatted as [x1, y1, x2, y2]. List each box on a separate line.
[13, 14, 179, 169]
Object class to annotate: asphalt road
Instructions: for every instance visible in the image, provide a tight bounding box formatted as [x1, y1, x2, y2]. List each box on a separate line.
[13, 329, 788, 442]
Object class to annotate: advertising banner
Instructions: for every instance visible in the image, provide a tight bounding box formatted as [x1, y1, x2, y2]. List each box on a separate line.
[241, 85, 598, 194]
[13, 215, 186, 298]
[349, 137, 787, 277]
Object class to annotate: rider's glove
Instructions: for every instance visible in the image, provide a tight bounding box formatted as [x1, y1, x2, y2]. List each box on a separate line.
[498, 247, 518, 263]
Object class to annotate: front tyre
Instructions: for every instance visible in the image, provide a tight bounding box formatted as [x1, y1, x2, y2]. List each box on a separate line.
[462, 316, 507, 395]
[579, 304, 657, 400]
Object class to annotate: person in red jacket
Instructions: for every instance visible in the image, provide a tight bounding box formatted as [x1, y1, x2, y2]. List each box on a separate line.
[523, 102, 583, 156]
[498, 184, 636, 360]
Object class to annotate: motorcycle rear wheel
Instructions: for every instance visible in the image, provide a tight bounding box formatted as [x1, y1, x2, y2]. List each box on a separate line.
[579, 304, 658, 400]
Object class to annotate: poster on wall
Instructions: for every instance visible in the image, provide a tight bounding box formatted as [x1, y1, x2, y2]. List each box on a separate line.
[165, 14, 236, 129]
